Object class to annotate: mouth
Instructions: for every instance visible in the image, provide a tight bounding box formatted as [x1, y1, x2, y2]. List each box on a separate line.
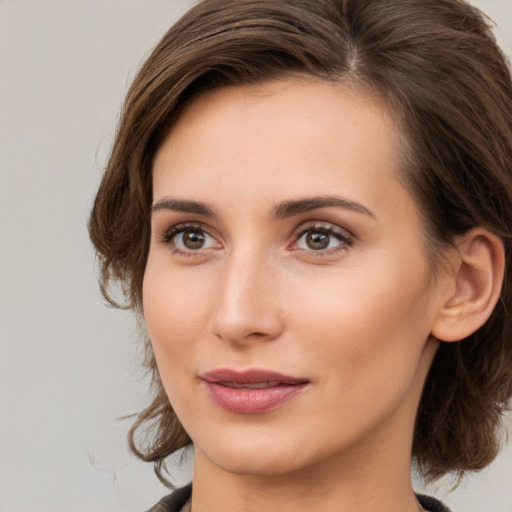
[200, 368, 310, 414]
[217, 380, 285, 389]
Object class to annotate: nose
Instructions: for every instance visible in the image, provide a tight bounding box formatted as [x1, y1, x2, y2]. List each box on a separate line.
[209, 250, 284, 346]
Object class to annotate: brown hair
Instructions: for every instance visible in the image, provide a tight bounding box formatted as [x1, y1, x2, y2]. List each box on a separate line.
[89, 0, 512, 485]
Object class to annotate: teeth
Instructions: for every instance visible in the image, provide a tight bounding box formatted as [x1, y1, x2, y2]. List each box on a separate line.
[220, 381, 282, 389]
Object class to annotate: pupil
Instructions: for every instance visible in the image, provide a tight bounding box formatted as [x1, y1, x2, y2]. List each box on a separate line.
[184, 230, 205, 249]
[306, 231, 329, 250]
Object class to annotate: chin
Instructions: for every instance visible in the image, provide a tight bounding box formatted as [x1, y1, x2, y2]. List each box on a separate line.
[207, 449, 306, 477]
[193, 426, 332, 478]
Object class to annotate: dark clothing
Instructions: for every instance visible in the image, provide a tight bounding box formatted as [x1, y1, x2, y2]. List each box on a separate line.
[146, 485, 192, 512]
[145, 483, 452, 512]
[417, 493, 452, 512]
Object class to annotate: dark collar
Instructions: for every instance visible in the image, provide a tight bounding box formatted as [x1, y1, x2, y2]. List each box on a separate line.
[146, 484, 453, 512]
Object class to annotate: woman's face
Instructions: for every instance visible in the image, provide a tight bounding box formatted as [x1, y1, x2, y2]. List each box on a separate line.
[144, 79, 444, 478]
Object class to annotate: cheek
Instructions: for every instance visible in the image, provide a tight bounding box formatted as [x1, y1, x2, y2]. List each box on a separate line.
[142, 265, 216, 424]
[288, 251, 433, 381]
[142, 262, 214, 368]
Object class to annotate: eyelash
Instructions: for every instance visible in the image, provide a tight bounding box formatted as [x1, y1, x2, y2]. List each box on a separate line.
[157, 221, 354, 258]
[158, 222, 219, 257]
[292, 222, 354, 258]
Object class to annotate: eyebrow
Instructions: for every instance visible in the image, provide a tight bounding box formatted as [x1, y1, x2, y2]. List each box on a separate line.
[151, 195, 375, 219]
[152, 197, 216, 217]
[273, 196, 376, 219]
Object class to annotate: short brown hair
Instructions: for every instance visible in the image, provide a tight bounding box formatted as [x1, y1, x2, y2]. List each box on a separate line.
[89, 0, 512, 485]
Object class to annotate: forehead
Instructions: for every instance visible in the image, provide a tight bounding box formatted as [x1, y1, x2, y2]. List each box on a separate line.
[160, 79, 398, 156]
[152, 79, 413, 222]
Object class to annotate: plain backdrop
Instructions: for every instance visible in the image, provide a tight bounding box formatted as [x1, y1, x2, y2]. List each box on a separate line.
[1, 1, 511, 511]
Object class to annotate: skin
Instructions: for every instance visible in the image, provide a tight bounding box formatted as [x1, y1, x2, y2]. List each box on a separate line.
[144, 79, 453, 512]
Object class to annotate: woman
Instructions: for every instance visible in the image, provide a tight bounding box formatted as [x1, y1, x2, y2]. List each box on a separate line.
[89, 0, 512, 511]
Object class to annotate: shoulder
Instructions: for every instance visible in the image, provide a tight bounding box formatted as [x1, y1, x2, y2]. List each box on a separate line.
[145, 484, 192, 512]
[417, 493, 452, 512]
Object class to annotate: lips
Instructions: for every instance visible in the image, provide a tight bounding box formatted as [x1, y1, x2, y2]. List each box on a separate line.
[201, 369, 309, 414]
[218, 380, 282, 389]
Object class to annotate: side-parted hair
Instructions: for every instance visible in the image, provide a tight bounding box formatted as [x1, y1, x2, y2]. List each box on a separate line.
[89, 0, 512, 485]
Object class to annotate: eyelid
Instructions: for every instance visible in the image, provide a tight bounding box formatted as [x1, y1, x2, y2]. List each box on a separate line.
[157, 221, 222, 255]
[289, 221, 355, 255]
[158, 221, 204, 243]
[293, 220, 354, 240]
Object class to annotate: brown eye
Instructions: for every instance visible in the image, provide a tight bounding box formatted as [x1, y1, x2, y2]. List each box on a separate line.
[305, 231, 330, 250]
[295, 225, 352, 253]
[162, 225, 219, 253]
[182, 229, 206, 249]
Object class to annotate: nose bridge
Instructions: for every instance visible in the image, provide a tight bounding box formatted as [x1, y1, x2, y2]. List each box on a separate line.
[210, 244, 282, 345]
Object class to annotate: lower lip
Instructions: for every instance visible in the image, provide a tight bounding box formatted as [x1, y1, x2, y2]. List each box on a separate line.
[204, 382, 308, 414]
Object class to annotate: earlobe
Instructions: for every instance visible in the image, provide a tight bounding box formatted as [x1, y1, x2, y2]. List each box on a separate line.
[431, 228, 505, 343]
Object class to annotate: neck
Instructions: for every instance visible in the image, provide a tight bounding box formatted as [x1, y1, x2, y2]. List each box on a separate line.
[190, 421, 420, 512]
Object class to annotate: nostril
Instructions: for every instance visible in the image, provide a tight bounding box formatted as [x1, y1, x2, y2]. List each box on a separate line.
[210, 310, 284, 345]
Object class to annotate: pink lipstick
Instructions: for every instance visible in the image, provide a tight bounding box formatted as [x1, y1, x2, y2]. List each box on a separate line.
[201, 369, 309, 414]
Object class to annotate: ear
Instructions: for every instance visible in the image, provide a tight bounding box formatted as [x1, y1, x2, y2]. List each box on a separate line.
[431, 227, 505, 342]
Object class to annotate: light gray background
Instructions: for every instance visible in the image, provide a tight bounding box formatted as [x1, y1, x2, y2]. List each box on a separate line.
[1, 1, 511, 511]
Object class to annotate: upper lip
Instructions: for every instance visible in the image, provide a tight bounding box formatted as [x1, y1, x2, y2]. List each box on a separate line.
[201, 368, 309, 385]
